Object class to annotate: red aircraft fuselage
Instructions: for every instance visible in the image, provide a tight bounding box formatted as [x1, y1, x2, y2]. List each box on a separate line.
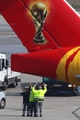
[0, 0, 80, 85]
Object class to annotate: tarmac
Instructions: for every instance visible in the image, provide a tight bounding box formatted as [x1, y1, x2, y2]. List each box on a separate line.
[0, 9, 80, 120]
[0, 74, 79, 120]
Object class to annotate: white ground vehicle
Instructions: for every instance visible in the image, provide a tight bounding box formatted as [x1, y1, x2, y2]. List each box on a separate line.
[0, 89, 6, 109]
[0, 53, 20, 90]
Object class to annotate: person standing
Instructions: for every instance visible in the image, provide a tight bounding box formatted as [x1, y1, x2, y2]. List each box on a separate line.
[29, 86, 35, 116]
[29, 83, 38, 117]
[32, 83, 47, 117]
[20, 86, 30, 117]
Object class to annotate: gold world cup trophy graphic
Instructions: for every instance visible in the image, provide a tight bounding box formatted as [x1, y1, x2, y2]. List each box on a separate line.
[31, 2, 47, 44]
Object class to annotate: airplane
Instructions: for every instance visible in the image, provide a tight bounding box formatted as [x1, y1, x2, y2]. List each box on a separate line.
[0, 0, 80, 86]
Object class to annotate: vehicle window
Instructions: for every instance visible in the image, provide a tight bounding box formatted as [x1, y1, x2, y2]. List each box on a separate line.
[0, 59, 2, 70]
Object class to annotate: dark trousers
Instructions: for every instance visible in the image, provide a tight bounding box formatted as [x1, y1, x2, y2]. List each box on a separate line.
[29, 102, 35, 116]
[34, 101, 43, 116]
[22, 103, 29, 115]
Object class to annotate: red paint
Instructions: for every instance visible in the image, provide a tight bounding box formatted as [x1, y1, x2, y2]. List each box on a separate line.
[11, 47, 73, 78]
[0, 0, 80, 85]
[0, 0, 80, 51]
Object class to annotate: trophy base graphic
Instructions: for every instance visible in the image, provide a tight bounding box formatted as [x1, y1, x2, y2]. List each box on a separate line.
[33, 36, 46, 44]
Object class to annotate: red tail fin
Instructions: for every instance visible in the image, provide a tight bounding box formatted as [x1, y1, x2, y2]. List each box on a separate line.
[0, 0, 59, 52]
[0, 0, 80, 52]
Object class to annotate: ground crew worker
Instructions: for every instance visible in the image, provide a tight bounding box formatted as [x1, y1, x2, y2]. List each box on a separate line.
[29, 83, 38, 116]
[28, 82, 32, 115]
[32, 83, 47, 117]
[20, 86, 30, 117]
[41, 82, 45, 90]
[29, 86, 35, 116]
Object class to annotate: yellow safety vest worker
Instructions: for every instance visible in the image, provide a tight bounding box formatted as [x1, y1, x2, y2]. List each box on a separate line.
[32, 86, 47, 101]
[29, 88, 34, 102]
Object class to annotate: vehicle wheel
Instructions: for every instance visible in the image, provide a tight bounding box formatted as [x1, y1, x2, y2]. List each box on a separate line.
[13, 80, 16, 88]
[73, 87, 79, 96]
[10, 77, 18, 88]
[10, 81, 16, 88]
[0, 99, 6, 109]
[73, 92, 79, 96]
[15, 77, 18, 86]
[2, 80, 8, 90]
